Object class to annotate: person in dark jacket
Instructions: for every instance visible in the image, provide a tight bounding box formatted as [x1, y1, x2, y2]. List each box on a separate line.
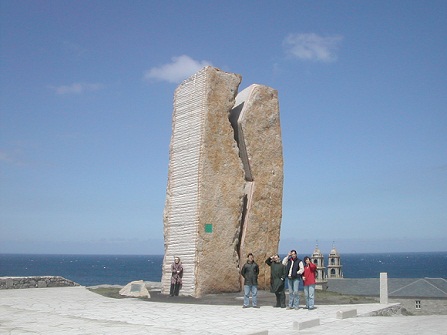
[265, 254, 286, 308]
[170, 256, 183, 296]
[282, 250, 304, 309]
[241, 253, 259, 308]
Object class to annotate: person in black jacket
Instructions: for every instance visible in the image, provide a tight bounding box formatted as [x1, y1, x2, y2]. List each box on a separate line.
[282, 250, 304, 309]
[241, 253, 259, 308]
[169, 256, 183, 296]
[265, 254, 286, 308]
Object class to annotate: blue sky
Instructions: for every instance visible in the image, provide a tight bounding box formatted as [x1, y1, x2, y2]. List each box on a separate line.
[1, 1, 446, 255]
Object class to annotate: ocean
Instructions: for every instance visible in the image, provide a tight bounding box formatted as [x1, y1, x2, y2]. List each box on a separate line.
[1, 252, 446, 287]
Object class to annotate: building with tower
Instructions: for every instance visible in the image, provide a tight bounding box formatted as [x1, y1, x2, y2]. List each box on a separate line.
[310, 244, 328, 290]
[327, 245, 343, 278]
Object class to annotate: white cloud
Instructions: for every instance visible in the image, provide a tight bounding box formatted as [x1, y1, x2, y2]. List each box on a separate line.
[52, 82, 104, 95]
[144, 55, 212, 83]
[283, 33, 343, 62]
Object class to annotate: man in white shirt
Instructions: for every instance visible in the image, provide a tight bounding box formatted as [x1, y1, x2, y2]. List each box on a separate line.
[282, 250, 304, 309]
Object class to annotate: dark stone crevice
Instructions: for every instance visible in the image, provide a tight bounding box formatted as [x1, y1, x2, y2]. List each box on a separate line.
[229, 98, 253, 270]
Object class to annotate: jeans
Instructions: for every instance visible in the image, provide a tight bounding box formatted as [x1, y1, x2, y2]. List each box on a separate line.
[244, 285, 258, 307]
[287, 277, 300, 308]
[304, 284, 315, 309]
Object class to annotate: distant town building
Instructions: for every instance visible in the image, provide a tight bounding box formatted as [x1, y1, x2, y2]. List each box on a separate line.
[327, 245, 343, 278]
[327, 278, 447, 315]
[310, 244, 328, 290]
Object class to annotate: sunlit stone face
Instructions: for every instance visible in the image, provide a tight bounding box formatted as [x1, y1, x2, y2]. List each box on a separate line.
[162, 67, 283, 297]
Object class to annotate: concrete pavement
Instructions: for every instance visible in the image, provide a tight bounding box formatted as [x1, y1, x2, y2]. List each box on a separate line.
[0, 286, 445, 334]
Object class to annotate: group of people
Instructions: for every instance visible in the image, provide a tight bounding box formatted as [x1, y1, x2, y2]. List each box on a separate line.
[168, 250, 317, 310]
[241, 250, 317, 310]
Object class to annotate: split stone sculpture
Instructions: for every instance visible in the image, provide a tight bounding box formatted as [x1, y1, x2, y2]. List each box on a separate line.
[161, 66, 283, 297]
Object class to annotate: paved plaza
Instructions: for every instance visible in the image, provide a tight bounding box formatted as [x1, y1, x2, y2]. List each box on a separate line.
[0, 286, 445, 334]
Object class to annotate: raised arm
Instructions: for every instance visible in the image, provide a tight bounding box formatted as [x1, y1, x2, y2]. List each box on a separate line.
[298, 260, 305, 275]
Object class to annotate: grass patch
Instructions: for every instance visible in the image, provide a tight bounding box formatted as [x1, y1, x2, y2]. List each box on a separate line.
[88, 287, 124, 299]
[88, 286, 379, 305]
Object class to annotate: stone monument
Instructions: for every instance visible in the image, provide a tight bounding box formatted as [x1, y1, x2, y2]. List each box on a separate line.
[161, 66, 283, 297]
[119, 280, 150, 298]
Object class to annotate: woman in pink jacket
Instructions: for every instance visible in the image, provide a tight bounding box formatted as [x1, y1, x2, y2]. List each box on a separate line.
[302, 256, 317, 310]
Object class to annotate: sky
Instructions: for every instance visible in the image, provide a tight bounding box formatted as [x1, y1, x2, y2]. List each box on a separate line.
[1, 1, 446, 255]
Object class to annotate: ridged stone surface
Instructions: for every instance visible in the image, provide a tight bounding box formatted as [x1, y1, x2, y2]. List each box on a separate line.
[162, 67, 245, 297]
[162, 67, 283, 296]
[231, 84, 284, 289]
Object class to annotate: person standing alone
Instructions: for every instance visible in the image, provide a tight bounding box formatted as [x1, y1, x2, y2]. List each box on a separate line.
[241, 253, 260, 308]
[170, 256, 183, 296]
[282, 250, 304, 309]
[265, 254, 286, 308]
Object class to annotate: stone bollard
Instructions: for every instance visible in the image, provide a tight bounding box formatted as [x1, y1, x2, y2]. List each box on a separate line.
[380, 272, 388, 304]
[293, 318, 320, 330]
[336, 309, 357, 319]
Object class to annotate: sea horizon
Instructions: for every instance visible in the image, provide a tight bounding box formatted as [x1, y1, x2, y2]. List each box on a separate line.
[1, 252, 446, 287]
[2, 250, 446, 256]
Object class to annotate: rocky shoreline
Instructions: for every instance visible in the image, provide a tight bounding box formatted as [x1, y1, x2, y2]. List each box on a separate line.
[0, 276, 80, 289]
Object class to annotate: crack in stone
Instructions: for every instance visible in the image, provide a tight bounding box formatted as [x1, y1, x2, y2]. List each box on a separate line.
[229, 92, 254, 268]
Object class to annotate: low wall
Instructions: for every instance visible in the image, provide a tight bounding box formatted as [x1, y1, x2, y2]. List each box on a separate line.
[0, 276, 80, 289]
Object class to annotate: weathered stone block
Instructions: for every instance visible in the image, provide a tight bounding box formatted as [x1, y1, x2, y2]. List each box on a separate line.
[230, 84, 283, 289]
[380, 272, 388, 304]
[119, 280, 150, 298]
[336, 309, 358, 319]
[162, 67, 283, 297]
[162, 67, 245, 297]
[293, 318, 320, 330]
